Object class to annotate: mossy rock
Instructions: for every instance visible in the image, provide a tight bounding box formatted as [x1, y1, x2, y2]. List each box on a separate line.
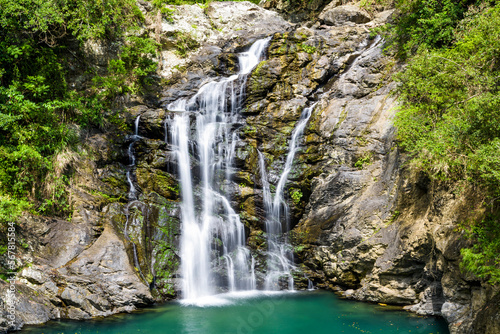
[136, 168, 179, 200]
[99, 165, 129, 199]
[247, 230, 267, 250]
[239, 195, 256, 216]
[239, 210, 261, 231]
[233, 171, 255, 187]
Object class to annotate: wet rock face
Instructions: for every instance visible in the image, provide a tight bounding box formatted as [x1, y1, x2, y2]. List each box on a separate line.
[218, 3, 495, 334]
[236, 10, 395, 235]
[254, 9, 498, 332]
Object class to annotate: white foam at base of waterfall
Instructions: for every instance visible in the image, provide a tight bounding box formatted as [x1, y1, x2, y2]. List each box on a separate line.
[179, 290, 292, 307]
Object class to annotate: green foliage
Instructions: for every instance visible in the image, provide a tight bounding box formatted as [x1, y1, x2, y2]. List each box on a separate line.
[38, 174, 71, 215]
[354, 152, 372, 169]
[460, 215, 500, 284]
[0, 0, 153, 222]
[151, 0, 176, 20]
[384, 0, 481, 58]
[299, 43, 316, 54]
[91, 190, 124, 205]
[165, 183, 180, 195]
[359, 0, 393, 11]
[289, 188, 303, 205]
[387, 210, 401, 225]
[294, 244, 306, 253]
[0, 195, 30, 223]
[173, 31, 200, 58]
[393, 2, 500, 284]
[394, 3, 500, 191]
[0, 0, 142, 45]
[92, 36, 158, 99]
[150, 0, 261, 5]
[0, 38, 77, 218]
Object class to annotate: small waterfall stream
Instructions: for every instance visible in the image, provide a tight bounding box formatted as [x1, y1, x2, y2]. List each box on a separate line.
[168, 38, 270, 301]
[126, 115, 141, 200]
[124, 116, 148, 284]
[259, 103, 316, 290]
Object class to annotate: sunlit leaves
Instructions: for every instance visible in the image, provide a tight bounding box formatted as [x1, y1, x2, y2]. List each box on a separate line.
[0, 0, 145, 219]
[395, 4, 500, 186]
[395, 3, 500, 283]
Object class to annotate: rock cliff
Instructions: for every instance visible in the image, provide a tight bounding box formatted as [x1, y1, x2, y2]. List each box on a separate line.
[0, 1, 498, 333]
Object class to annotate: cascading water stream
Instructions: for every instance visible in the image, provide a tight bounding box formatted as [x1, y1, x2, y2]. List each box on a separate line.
[307, 277, 315, 291]
[124, 116, 148, 283]
[259, 103, 317, 290]
[168, 37, 271, 301]
[127, 115, 141, 200]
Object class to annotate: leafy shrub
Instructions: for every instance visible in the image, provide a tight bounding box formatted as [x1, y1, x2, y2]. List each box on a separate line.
[394, 3, 500, 189]
[92, 35, 158, 98]
[173, 31, 200, 57]
[394, 2, 500, 282]
[0, 0, 142, 45]
[289, 188, 303, 205]
[0, 0, 149, 222]
[461, 215, 500, 284]
[383, 0, 479, 58]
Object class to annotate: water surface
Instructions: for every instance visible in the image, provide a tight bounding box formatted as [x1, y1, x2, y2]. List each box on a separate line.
[22, 291, 449, 334]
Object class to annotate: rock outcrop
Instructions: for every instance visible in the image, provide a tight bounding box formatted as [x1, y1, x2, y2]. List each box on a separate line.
[319, 4, 372, 26]
[262, 0, 333, 23]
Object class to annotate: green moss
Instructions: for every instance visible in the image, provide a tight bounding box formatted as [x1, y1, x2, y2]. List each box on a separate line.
[354, 152, 373, 170]
[289, 188, 303, 205]
[333, 107, 348, 133]
[386, 210, 400, 225]
[102, 175, 128, 191]
[299, 43, 316, 54]
[153, 204, 180, 297]
[173, 31, 200, 58]
[242, 125, 257, 137]
[136, 168, 179, 200]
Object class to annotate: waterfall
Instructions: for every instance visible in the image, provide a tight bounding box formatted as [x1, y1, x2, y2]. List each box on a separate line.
[126, 115, 141, 200]
[307, 277, 315, 291]
[124, 116, 147, 285]
[259, 103, 316, 290]
[168, 37, 271, 301]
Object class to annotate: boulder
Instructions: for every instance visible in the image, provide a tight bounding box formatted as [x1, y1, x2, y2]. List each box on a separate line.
[319, 5, 371, 26]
